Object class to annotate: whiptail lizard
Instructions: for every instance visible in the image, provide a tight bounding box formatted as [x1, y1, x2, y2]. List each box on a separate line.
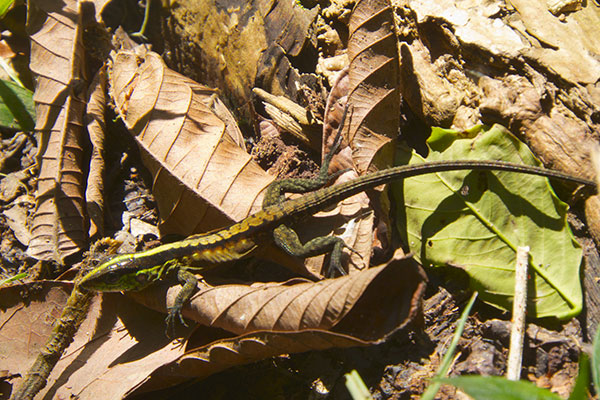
[78, 127, 597, 333]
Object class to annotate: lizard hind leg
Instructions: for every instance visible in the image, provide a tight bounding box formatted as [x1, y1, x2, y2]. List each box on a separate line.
[272, 224, 359, 277]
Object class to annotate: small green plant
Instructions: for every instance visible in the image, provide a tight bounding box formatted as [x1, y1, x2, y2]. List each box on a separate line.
[436, 321, 597, 400]
[345, 369, 373, 400]
[0, 0, 14, 20]
[345, 293, 598, 400]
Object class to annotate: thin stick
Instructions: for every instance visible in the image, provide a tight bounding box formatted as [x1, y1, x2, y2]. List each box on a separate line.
[591, 144, 600, 189]
[506, 246, 530, 380]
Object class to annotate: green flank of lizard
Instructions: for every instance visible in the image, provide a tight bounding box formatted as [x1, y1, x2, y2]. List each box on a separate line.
[78, 139, 597, 333]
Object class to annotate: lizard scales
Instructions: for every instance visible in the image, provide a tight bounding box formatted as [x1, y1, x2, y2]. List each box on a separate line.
[79, 159, 595, 291]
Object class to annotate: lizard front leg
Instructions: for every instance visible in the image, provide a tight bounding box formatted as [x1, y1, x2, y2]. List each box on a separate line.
[262, 106, 349, 207]
[165, 268, 198, 337]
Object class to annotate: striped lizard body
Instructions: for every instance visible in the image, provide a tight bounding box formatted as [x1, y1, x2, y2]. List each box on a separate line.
[78, 155, 596, 332]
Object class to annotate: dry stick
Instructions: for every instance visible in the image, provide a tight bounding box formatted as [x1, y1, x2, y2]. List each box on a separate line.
[591, 144, 600, 189]
[12, 239, 120, 400]
[506, 245, 530, 381]
[10, 285, 93, 400]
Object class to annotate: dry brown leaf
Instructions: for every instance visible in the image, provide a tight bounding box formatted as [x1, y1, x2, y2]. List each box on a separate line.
[85, 66, 107, 241]
[346, 0, 399, 174]
[1, 282, 191, 399]
[1, 282, 75, 378]
[128, 329, 369, 397]
[26, 0, 89, 263]
[108, 49, 275, 237]
[4, 197, 34, 246]
[256, 0, 320, 99]
[301, 0, 401, 275]
[312, 73, 378, 274]
[130, 255, 426, 342]
[2, 254, 425, 398]
[1, 282, 98, 398]
[164, 0, 318, 111]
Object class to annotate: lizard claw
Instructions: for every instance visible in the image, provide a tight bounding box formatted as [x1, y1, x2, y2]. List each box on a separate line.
[165, 306, 188, 339]
[343, 243, 363, 260]
[325, 241, 364, 278]
[326, 260, 347, 278]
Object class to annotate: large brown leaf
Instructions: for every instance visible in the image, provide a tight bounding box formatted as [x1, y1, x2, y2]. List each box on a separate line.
[346, 0, 399, 174]
[1, 257, 425, 398]
[26, 0, 88, 262]
[128, 330, 369, 397]
[130, 254, 426, 341]
[108, 49, 275, 236]
[299, 0, 401, 274]
[0, 282, 190, 400]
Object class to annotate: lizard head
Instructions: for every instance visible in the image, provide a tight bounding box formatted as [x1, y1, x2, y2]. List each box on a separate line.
[78, 254, 162, 292]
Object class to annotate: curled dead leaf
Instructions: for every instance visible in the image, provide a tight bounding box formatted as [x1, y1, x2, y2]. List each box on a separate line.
[85, 66, 107, 241]
[108, 49, 275, 237]
[129, 329, 369, 396]
[304, 0, 401, 275]
[27, 0, 89, 262]
[346, 0, 399, 174]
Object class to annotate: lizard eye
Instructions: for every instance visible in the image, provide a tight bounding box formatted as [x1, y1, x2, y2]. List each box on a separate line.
[104, 271, 120, 285]
[135, 273, 148, 284]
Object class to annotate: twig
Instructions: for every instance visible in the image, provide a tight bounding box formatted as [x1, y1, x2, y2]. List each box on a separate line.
[11, 285, 92, 400]
[506, 245, 530, 381]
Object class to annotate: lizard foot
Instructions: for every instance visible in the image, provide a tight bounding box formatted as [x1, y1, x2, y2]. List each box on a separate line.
[165, 306, 189, 339]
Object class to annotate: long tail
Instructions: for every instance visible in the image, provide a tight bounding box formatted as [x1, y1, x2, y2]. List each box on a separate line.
[281, 160, 596, 216]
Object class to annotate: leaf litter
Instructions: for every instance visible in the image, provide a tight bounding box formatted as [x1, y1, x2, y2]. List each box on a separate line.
[2, 0, 599, 398]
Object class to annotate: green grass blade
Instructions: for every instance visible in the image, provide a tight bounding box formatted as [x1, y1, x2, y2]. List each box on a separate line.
[592, 326, 600, 395]
[421, 292, 478, 400]
[0, 0, 14, 19]
[0, 78, 35, 130]
[345, 370, 373, 400]
[438, 376, 562, 400]
[568, 352, 589, 400]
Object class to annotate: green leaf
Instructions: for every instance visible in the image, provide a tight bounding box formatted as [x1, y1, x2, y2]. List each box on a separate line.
[392, 124, 583, 318]
[0, 78, 35, 130]
[592, 327, 600, 394]
[568, 353, 589, 400]
[0, 0, 14, 19]
[438, 376, 562, 400]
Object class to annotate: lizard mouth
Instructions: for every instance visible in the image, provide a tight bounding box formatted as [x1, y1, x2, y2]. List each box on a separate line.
[78, 255, 147, 292]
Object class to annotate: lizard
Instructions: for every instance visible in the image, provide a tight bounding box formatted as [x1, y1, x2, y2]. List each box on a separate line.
[77, 125, 598, 334]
